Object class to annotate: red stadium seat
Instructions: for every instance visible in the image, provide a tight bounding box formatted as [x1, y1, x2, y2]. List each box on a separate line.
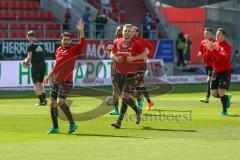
[11, 10, 18, 19]
[19, 24, 26, 29]
[18, 1, 25, 9]
[10, 32, 18, 38]
[1, 1, 6, 8]
[54, 24, 61, 30]
[12, 1, 18, 9]
[72, 32, 78, 38]
[55, 24, 61, 30]
[52, 24, 58, 30]
[32, 1, 39, 9]
[45, 23, 53, 30]
[48, 32, 56, 38]
[16, 32, 23, 38]
[11, 23, 18, 29]
[26, 2, 33, 9]
[40, 11, 48, 19]
[4, 1, 11, 9]
[19, 31, 26, 38]
[32, 11, 40, 19]
[0, 1, 4, 9]
[45, 32, 50, 38]
[19, 10, 25, 19]
[120, 12, 126, 22]
[56, 32, 61, 38]
[0, 23, 7, 29]
[9, 10, 16, 19]
[36, 24, 44, 30]
[25, 10, 32, 19]
[31, 24, 37, 30]
[27, 23, 35, 29]
[47, 11, 54, 19]
[46, 23, 59, 30]
[0, 10, 3, 18]
[111, 2, 118, 12]
[0, 0, 58, 39]
[4, 10, 12, 19]
[0, 32, 8, 38]
[36, 31, 43, 38]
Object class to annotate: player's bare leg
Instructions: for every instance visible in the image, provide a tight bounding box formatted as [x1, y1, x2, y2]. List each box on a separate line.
[137, 83, 153, 111]
[34, 82, 46, 106]
[110, 83, 120, 115]
[211, 89, 231, 116]
[38, 82, 47, 105]
[58, 98, 78, 134]
[200, 76, 211, 103]
[111, 92, 141, 129]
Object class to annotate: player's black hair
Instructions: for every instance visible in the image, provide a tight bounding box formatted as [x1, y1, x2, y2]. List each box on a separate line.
[205, 28, 213, 33]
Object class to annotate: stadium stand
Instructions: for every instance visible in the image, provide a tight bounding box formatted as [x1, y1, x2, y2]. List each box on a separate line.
[0, 0, 78, 39]
[84, 0, 126, 22]
[0, 0, 161, 39]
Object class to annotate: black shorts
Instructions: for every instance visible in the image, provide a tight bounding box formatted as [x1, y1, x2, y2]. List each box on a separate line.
[210, 71, 231, 90]
[122, 74, 138, 94]
[112, 71, 126, 95]
[112, 72, 138, 95]
[136, 66, 147, 85]
[205, 66, 213, 77]
[50, 81, 73, 100]
[31, 63, 46, 83]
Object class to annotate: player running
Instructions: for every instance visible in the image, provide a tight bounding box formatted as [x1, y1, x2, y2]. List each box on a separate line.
[43, 19, 85, 134]
[110, 24, 146, 129]
[106, 25, 123, 115]
[205, 28, 232, 116]
[21, 31, 47, 106]
[198, 28, 215, 103]
[131, 26, 154, 111]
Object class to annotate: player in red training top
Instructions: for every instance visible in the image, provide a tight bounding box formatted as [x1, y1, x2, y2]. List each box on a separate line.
[110, 24, 146, 129]
[131, 26, 154, 111]
[105, 25, 123, 116]
[104, 25, 123, 53]
[43, 19, 86, 134]
[205, 28, 232, 116]
[198, 28, 215, 103]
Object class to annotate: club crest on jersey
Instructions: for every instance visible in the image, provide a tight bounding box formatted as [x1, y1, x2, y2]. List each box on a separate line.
[221, 47, 224, 51]
[120, 41, 131, 49]
[61, 50, 68, 55]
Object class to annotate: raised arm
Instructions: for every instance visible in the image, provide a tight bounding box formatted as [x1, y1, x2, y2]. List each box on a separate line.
[71, 19, 86, 54]
[77, 19, 85, 39]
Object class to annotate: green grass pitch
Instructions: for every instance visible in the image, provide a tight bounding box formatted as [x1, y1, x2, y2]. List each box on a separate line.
[0, 83, 240, 160]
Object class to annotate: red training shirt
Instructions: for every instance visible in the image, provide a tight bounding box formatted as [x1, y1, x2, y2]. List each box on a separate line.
[53, 38, 86, 82]
[198, 38, 215, 67]
[133, 37, 154, 58]
[208, 40, 232, 73]
[112, 37, 145, 74]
